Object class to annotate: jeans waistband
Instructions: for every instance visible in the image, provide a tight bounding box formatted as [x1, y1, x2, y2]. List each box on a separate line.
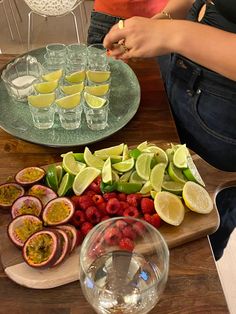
[171, 54, 236, 99]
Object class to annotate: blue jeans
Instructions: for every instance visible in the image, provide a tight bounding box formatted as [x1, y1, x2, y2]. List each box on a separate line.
[87, 11, 121, 45]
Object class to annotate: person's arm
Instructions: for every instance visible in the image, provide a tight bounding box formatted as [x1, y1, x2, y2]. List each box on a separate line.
[103, 17, 236, 81]
[152, 0, 195, 19]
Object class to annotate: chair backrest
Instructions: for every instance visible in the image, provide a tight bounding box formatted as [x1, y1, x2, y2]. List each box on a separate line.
[24, 0, 80, 16]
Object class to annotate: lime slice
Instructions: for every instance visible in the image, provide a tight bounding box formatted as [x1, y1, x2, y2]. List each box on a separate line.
[129, 148, 142, 160]
[137, 141, 148, 151]
[84, 92, 107, 109]
[144, 146, 168, 164]
[60, 82, 84, 95]
[183, 156, 205, 186]
[65, 70, 86, 83]
[95, 155, 122, 163]
[55, 93, 81, 109]
[62, 151, 86, 175]
[57, 172, 74, 196]
[122, 144, 130, 161]
[151, 190, 157, 199]
[61, 152, 85, 163]
[139, 181, 152, 194]
[94, 144, 124, 158]
[84, 84, 110, 96]
[112, 170, 120, 182]
[168, 162, 187, 184]
[73, 167, 101, 195]
[56, 165, 63, 184]
[102, 157, 112, 184]
[119, 170, 133, 182]
[34, 80, 58, 93]
[129, 171, 145, 184]
[42, 69, 63, 82]
[86, 70, 111, 83]
[112, 157, 134, 173]
[116, 182, 142, 194]
[182, 181, 213, 214]
[161, 180, 185, 195]
[173, 144, 189, 168]
[135, 153, 154, 181]
[28, 93, 55, 108]
[46, 164, 58, 191]
[165, 147, 174, 162]
[154, 191, 185, 226]
[150, 163, 166, 192]
[84, 147, 104, 170]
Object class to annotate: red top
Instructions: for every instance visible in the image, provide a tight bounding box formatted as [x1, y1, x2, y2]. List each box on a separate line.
[94, 0, 167, 19]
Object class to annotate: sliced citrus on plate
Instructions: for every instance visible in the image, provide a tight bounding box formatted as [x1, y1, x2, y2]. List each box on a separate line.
[173, 144, 189, 168]
[34, 80, 58, 93]
[28, 93, 55, 108]
[84, 92, 107, 109]
[57, 172, 74, 197]
[55, 93, 81, 109]
[94, 143, 124, 158]
[183, 156, 205, 186]
[42, 69, 63, 82]
[65, 70, 86, 83]
[150, 163, 166, 192]
[116, 182, 142, 194]
[84, 147, 104, 170]
[73, 167, 101, 195]
[135, 153, 154, 181]
[168, 162, 187, 184]
[86, 70, 111, 83]
[62, 151, 86, 175]
[112, 157, 135, 173]
[84, 84, 110, 96]
[60, 82, 84, 95]
[161, 180, 185, 195]
[102, 157, 112, 184]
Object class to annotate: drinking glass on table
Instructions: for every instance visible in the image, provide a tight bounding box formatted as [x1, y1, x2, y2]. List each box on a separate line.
[83, 98, 109, 131]
[28, 99, 55, 129]
[79, 217, 169, 314]
[87, 43, 109, 70]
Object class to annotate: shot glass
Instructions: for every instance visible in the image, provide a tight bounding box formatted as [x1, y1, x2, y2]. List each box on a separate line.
[87, 43, 108, 70]
[46, 43, 67, 58]
[83, 98, 109, 130]
[67, 43, 87, 63]
[86, 65, 111, 87]
[28, 103, 55, 129]
[44, 53, 66, 68]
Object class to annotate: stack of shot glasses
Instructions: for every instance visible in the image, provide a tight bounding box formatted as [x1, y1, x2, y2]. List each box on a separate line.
[28, 43, 111, 131]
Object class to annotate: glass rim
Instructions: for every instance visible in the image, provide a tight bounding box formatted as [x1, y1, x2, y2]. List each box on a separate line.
[46, 43, 67, 51]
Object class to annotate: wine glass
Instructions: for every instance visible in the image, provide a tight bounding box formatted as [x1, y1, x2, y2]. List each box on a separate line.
[79, 217, 169, 314]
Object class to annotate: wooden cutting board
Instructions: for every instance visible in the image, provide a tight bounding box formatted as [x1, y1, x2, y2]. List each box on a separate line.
[0, 153, 235, 289]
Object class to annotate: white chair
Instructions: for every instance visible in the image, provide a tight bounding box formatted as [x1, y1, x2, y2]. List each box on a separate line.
[23, 0, 86, 51]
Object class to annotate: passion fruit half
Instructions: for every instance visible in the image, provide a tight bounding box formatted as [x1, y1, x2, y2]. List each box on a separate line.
[22, 230, 61, 268]
[8, 214, 43, 248]
[28, 184, 57, 207]
[57, 224, 78, 253]
[51, 229, 70, 267]
[42, 197, 75, 226]
[0, 183, 25, 209]
[11, 195, 43, 219]
[15, 167, 45, 187]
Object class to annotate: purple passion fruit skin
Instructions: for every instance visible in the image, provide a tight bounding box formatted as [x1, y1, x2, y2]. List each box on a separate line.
[28, 184, 57, 207]
[8, 214, 43, 248]
[57, 224, 78, 253]
[15, 167, 45, 186]
[0, 183, 24, 209]
[23, 230, 61, 268]
[42, 197, 75, 226]
[51, 229, 70, 267]
[11, 196, 43, 219]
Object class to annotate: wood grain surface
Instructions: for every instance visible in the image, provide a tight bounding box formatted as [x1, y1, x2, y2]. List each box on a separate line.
[0, 55, 230, 313]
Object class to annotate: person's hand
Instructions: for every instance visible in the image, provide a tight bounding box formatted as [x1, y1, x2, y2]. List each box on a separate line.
[103, 17, 172, 60]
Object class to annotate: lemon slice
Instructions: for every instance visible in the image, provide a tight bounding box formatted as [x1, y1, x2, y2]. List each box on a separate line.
[135, 153, 154, 181]
[28, 93, 55, 108]
[102, 157, 112, 184]
[183, 156, 205, 186]
[94, 144, 124, 158]
[150, 163, 166, 192]
[62, 151, 86, 175]
[154, 191, 185, 226]
[84, 84, 110, 96]
[84, 147, 104, 170]
[173, 144, 189, 168]
[60, 82, 84, 95]
[55, 93, 81, 109]
[34, 80, 58, 93]
[168, 162, 187, 184]
[161, 180, 185, 195]
[73, 167, 101, 195]
[86, 70, 111, 83]
[84, 92, 107, 109]
[57, 172, 74, 197]
[112, 157, 135, 173]
[182, 181, 213, 214]
[42, 69, 63, 82]
[65, 70, 86, 83]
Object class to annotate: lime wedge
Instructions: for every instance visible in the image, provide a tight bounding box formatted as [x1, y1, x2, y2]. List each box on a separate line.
[60, 82, 84, 95]
[119, 170, 133, 182]
[183, 156, 205, 186]
[73, 167, 101, 195]
[116, 182, 142, 194]
[139, 181, 152, 194]
[57, 172, 74, 196]
[56, 165, 64, 184]
[96, 155, 122, 163]
[135, 153, 154, 181]
[55, 92, 81, 109]
[137, 141, 148, 151]
[34, 80, 58, 93]
[102, 157, 112, 184]
[129, 148, 141, 159]
[84, 147, 104, 170]
[28, 93, 55, 108]
[86, 70, 111, 83]
[65, 70, 86, 83]
[161, 180, 185, 195]
[144, 146, 168, 164]
[42, 69, 63, 82]
[84, 84, 110, 96]
[62, 151, 86, 175]
[154, 191, 185, 226]
[150, 190, 157, 199]
[150, 163, 166, 192]
[94, 144, 124, 158]
[112, 157, 135, 173]
[122, 144, 130, 161]
[112, 170, 120, 182]
[173, 144, 189, 168]
[168, 162, 187, 184]
[46, 164, 58, 191]
[84, 92, 107, 109]
[129, 171, 145, 184]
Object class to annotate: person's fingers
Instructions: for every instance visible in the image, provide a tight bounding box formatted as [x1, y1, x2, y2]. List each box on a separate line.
[103, 29, 126, 49]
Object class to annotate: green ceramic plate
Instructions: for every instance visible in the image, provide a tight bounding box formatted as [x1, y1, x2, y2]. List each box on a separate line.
[0, 48, 140, 147]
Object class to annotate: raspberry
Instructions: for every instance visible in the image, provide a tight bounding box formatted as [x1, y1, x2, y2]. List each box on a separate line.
[119, 201, 129, 211]
[119, 237, 134, 251]
[127, 194, 141, 207]
[97, 201, 107, 215]
[85, 206, 102, 225]
[141, 198, 155, 215]
[70, 195, 81, 211]
[81, 222, 93, 236]
[123, 206, 139, 218]
[143, 213, 152, 225]
[84, 190, 96, 198]
[104, 226, 122, 245]
[133, 221, 146, 236]
[71, 210, 86, 227]
[78, 195, 94, 211]
[117, 193, 127, 201]
[92, 194, 104, 205]
[76, 229, 84, 246]
[115, 219, 127, 230]
[151, 213, 161, 228]
[103, 192, 117, 201]
[101, 215, 110, 221]
[106, 198, 121, 215]
[122, 225, 137, 240]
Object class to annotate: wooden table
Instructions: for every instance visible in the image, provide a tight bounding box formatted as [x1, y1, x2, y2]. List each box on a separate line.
[0, 55, 229, 313]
